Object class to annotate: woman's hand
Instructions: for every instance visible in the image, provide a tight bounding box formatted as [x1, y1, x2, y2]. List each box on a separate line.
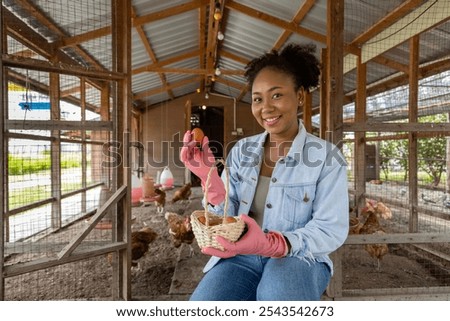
[180, 130, 225, 205]
[201, 214, 288, 258]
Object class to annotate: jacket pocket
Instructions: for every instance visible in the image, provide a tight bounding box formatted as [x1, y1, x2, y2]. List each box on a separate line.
[281, 184, 316, 228]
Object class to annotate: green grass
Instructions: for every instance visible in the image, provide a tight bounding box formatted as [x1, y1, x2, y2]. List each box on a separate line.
[8, 153, 84, 176]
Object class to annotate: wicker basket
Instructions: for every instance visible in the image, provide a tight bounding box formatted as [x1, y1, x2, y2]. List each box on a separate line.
[190, 159, 246, 250]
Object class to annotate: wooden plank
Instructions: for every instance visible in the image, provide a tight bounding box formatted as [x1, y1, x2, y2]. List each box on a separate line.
[339, 286, 450, 300]
[5, 240, 117, 255]
[344, 122, 450, 133]
[345, 232, 450, 245]
[4, 242, 127, 278]
[6, 119, 113, 131]
[57, 185, 127, 259]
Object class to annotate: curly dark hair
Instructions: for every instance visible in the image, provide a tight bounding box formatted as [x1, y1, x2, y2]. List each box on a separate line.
[244, 43, 320, 93]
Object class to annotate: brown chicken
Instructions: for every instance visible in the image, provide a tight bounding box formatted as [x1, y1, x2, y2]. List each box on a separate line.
[164, 211, 195, 258]
[172, 183, 192, 203]
[131, 226, 158, 264]
[349, 216, 363, 235]
[359, 200, 390, 271]
[107, 226, 158, 270]
[154, 188, 166, 213]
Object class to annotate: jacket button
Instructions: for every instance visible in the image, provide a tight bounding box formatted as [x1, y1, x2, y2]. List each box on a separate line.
[279, 159, 285, 164]
[266, 203, 272, 209]
[271, 177, 277, 183]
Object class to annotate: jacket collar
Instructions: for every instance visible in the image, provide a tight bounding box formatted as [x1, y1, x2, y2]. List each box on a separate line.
[256, 120, 306, 162]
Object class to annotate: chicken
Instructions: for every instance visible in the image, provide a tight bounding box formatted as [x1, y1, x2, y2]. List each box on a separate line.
[358, 200, 390, 271]
[364, 230, 389, 270]
[154, 188, 166, 213]
[131, 226, 158, 264]
[164, 211, 195, 259]
[107, 226, 158, 271]
[172, 183, 192, 203]
[349, 216, 363, 235]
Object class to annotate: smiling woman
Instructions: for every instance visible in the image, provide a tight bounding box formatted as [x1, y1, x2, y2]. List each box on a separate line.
[181, 43, 349, 301]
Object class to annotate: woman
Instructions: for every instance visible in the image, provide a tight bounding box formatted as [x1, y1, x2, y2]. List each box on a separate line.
[180, 43, 349, 301]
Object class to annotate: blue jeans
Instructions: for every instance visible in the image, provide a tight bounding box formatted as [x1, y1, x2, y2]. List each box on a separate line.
[190, 255, 331, 301]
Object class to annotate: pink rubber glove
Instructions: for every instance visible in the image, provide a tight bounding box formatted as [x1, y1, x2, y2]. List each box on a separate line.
[202, 214, 288, 258]
[180, 130, 225, 205]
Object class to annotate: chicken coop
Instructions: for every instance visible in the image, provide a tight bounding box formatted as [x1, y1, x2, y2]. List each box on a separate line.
[1, 0, 450, 301]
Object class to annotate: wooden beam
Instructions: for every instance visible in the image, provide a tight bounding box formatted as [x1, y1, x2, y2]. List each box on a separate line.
[4, 242, 127, 278]
[3, 54, 125, 80]
[362, 0, 450, 64]
[57, 186, 127, 260]
[344, 122, 450, 133]
[226, 0, 327, 43]
[272, 0, 316, 50]
[132, 0, 207, 26]
[343, 0, 436, 73]
[132, 50, 200, 75]
[134, 76, 202, 100]
[346, 232, 450, 245]
[345, 57, 450, 103]
[132, 7, 174, 100]
[58, 26, 111, 48]
[351, 0, 424, 46]
[6, 119, 113, 131]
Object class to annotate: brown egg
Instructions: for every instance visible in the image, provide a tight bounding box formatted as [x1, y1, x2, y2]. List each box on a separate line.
[198, 216, 206, 225]
[192, 128, 205, 145]
[223, 217, 236, 224]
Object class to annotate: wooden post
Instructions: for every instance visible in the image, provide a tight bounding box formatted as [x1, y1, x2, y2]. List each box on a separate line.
[320, 48, 328, 139]
[50, 72, 62, 230]
[80, 78, 87, 215]
[324, 0, 344, 299]
[409, 35, 419, 232]
[0, 2, 5, 301]
[112, 0, 132, 300]
[303, 91, 312, 133]
[355, 56, 367, 212]
[325, 0, 344, 148]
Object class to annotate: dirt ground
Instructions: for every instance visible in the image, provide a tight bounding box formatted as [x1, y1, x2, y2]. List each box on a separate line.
[3, 185, 450, 300]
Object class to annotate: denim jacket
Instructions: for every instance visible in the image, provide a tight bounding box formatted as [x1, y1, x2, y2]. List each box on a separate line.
[203, 121, 349, 274]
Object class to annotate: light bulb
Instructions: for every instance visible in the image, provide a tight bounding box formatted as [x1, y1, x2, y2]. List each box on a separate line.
[217, 31, 224, 41]
[213, 2, 222, 20]
[215, 67, 221, 76]
[205, 93, 209, 99]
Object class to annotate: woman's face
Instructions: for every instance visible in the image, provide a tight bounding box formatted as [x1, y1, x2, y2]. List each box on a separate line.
[251, 67, 303, 140]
